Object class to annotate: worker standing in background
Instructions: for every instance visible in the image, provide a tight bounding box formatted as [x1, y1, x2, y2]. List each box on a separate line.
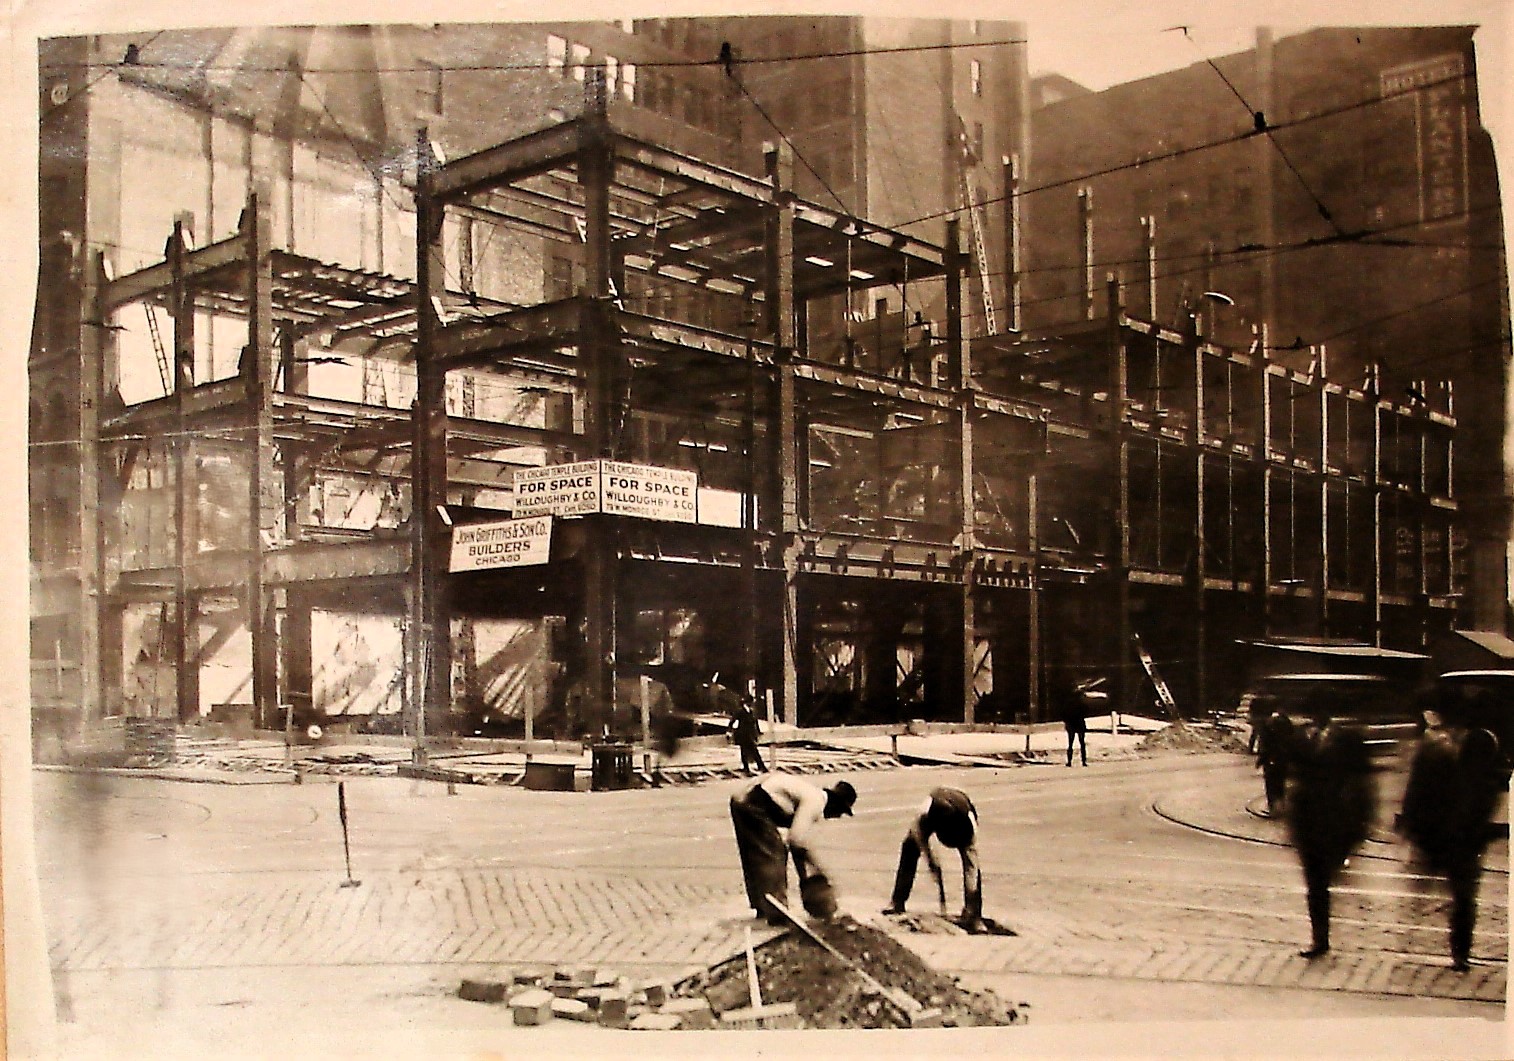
[882, 786, 983, 931]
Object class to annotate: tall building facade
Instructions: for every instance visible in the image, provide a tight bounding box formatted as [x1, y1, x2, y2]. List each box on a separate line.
[1020, 26, 1507, 635]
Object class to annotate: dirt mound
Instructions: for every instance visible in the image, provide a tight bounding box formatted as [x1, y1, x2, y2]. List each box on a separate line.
[1136, 722, 1249, 755]
[677, 916, 1023, 1029]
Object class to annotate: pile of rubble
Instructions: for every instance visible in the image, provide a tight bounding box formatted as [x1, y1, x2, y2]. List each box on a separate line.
[457, 966, 718, 1030]
[1136, 721, 1248, 755]
[456, 915, 1024, 1031]
[678, 916, 1024, 1030]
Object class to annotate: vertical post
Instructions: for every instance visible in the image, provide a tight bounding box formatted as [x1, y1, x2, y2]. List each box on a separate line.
[580, 68, 618, 739]
[169, 217, 197, 723]
[244, 191, 278, 731]
[1368, 363, 1383, 646]
[1079, 187, 1095, 321]
[1107, 275, 1131, 719]
[412, 128, 451, 763]
[766, 141, 800, 727]
[947, 219, 976, 723]
[1003, 155, 1022, 333]
[1317, 368, 1331, 636]
[1260, 361, 1274, 637]
[78, 252, 106, 730]
[1189, 315, 1208, 718]
[1143, 216, 1158, 321]
[1027, 468, 1041, 725]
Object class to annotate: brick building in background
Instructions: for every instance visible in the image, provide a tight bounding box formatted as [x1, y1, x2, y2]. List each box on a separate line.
[1019, 26, 1508, 638]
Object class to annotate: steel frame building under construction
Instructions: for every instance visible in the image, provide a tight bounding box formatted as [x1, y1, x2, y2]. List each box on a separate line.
[37, 65, 1460, 754]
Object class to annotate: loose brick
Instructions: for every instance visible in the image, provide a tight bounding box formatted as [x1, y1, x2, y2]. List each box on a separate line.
[642, 981, 670, 1007]
[574, 987, 607, 1009]
[512, 969, 545, 988]
[509, 988, 554, 1027]
[547, 980, 585, 998]
[630, 1013, 683, 1032]
[906, 1006, 945, 1028]
[658, 998, 714, 1030]
[551, 997, 595, 1022]
[597, 993, 630, 1029]
[592, 968, 618, 986]
[457, 979, 508, 1003]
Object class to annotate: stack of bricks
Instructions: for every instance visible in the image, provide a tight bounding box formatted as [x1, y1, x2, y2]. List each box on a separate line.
[456, 965, 719, 1031]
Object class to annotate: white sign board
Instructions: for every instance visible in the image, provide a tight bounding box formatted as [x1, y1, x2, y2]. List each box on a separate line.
[449, 515, 553, 572]
[513, 461, 601, 517]
[601, 460, 698, 523]
[512, 460, 699, 524]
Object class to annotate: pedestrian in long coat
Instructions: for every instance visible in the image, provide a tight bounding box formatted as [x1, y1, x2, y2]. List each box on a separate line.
[1285, 702, 1376, 958]
[1399, 695, 1505, 971]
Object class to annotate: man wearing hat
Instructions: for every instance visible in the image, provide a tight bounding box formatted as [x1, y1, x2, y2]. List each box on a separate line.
[883, 786, 983, 930]
[729, 774, 856, 925]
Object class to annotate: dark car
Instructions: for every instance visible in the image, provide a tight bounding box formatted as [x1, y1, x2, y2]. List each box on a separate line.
[1238, 673, 1420, 758]
[1434, 670, 1514, 769]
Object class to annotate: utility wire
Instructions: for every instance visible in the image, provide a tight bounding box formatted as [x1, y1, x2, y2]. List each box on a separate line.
[890, 68, 1474, 230]
[1178, 27, 1344, 237]
[41, 33, 1031, 76]
[41, 32, 168, 121]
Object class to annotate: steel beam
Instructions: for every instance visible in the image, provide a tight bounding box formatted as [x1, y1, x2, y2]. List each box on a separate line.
[428, 119, 582, 203]
[101, 230, 247, 310]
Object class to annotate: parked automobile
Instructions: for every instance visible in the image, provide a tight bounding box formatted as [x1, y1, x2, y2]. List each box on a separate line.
[1434, 670, 1514, 771]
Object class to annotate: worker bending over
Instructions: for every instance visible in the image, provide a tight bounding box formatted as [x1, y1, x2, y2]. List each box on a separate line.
[883, 786, 983, 929]
[729, 774, 856, 925]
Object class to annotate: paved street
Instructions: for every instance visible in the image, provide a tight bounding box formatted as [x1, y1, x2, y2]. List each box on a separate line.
[29, 749, 1511, 1057]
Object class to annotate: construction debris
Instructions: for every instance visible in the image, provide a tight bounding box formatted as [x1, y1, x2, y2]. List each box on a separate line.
[677, 915, 1023, 1029]
[455, 914, 1022, 1031]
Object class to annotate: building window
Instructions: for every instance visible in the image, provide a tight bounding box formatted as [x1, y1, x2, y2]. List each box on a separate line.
[571, 43, 591, 83]
[547, 34, 567, 75]
[621, 62, 637, 102]
[618, 18, 633, 33]
[969, 19, 980, 35]
[606, 55, 619, 96]
[971, 59, 982, 96]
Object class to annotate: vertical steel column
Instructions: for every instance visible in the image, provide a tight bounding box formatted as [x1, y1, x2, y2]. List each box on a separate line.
[1143, 216, 1158, 321]
[1027, 466, 1042, 722]
[1003, 155, 1022, 333]
[243, 192, 278, 730]
[78, 252, 106, 728]
[1079, 188, 1095, 321]
[412, 129, 451, 761]
[1368, 365, 1383, 645]
[765, 142, 799, 724]
[1258, 344, 1275, 636]
[1189, 316, 1208, 717]
[1316, 364, 1331, 635]
[947, 219, 976, 723]
[580, 71, 618, 737]
[1107, 276, 1131, 716]
[169, 218, 197, 723]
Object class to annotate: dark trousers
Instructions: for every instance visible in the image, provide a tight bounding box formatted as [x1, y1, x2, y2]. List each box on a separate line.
[1066, 728, 1087, 765]
[890, 836, 983, 922]
[737, 738, 765, 773]
[729, 794, 802, 919]
[1262, 763, 1287, 814]
[1301, 853, 1339, 951]
[1447, 853, 1482, 965]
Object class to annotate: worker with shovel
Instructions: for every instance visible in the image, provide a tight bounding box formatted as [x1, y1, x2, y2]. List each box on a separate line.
[729, 774, 856, 926]
[883, 786, 983, 930]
